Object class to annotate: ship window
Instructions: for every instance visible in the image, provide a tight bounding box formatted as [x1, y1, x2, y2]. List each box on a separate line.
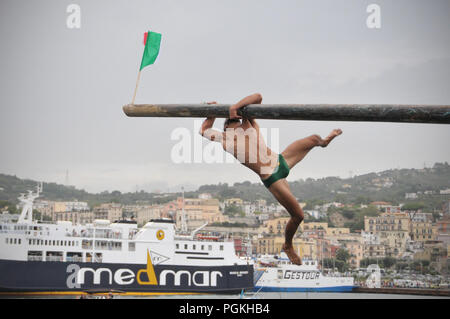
[193, 245, 196, 250]
[129, 242, 135, 251]
[95, 240, 108, 250]
[18, 239, 21, 245]
[220, 245, 223, 251]
[112, 242, 122, 251]
[208, 245, 212, 251]
[176, 244, 179, 249]
[95, 253, 103, 263]
[82, 240, 93, 249]
[28, 250, 43, 261]
[277, 270, 283, 279]
[46, 251, 63, 262]
[67, 252, 82, 262]
[184, 244, 188, 250]
[201, 245, 204, 250]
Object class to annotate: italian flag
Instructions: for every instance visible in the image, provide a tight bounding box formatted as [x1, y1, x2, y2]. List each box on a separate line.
[131, 30, 162, 103]
[141, 31, 162, 70]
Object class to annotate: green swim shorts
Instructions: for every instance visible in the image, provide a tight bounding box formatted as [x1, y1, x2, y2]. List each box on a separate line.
[261, 154, 290, 188]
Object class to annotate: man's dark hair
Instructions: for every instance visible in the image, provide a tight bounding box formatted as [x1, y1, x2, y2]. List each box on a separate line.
[223, 118, 241, 130]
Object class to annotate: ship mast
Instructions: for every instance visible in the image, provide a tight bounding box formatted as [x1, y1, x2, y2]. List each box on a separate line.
[180, 186, 187, 233]
[18, 182, 42, 224]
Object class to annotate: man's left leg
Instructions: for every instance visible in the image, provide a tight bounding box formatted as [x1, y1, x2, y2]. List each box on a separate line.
[268, 179, 304, 265]
[281, 129, 342, 169]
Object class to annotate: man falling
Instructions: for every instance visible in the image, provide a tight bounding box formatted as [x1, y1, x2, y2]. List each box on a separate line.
[199, 93, 342, 264]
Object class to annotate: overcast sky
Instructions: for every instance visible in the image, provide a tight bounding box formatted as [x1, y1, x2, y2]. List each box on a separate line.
[0, 0, 449, 193]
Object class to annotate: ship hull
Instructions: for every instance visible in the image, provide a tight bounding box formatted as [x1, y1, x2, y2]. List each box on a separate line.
[252, 266, 355, 293]
[0, 259, 253, 294]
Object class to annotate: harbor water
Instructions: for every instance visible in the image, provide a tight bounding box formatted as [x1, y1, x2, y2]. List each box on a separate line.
[2, 292, 448, 299]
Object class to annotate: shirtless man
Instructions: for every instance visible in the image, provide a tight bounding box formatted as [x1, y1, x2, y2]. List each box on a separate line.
[199, 93, 342, 264]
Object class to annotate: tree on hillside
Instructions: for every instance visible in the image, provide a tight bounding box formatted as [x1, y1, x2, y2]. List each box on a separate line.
[401, 202, 426, 211]
[336, 248, 350, 263]
[0, 200, 18, 214]
[362, 205, 381, 217]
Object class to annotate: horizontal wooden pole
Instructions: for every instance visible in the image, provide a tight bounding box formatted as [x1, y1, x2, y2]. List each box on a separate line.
[123, 104, 450, 124]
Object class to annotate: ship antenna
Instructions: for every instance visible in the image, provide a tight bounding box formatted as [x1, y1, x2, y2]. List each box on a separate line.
[181, 186, 187, 233]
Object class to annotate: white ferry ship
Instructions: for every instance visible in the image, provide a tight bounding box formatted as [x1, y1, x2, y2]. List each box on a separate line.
[253, 254, 355, 292]
[0, 185, 253, 295]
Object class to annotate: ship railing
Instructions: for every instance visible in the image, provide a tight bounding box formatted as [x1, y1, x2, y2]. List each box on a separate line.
[68, 231, 123, 239]
[27, 256, 43, 261]
[46, 256, 64, 262]
[66, 256, 83, 262]
[94, 242, 122, 251]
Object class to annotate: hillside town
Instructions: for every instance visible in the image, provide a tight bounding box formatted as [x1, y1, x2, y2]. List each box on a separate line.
[3, 189, 449, 286]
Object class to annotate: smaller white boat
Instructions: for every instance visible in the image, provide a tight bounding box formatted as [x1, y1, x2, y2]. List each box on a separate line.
[253, 254, 355, 292]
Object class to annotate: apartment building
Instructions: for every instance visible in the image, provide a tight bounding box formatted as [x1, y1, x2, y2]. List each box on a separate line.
[364, 212, 410, 257]
[93, 203, 123, 222]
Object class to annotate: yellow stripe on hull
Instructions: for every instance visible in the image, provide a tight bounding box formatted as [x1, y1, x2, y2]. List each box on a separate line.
[0, 291, 203, 296]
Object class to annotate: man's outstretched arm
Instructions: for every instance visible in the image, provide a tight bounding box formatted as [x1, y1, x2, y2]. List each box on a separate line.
[229, 93, 262, 119]
[199, 116, 215, 136]
[199, 101, 223, 142]
[199, 117, 223, 142]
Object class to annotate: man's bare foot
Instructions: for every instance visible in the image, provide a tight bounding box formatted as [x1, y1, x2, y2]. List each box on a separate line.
[282, 244, 302, 265]
[320, 129, 342, 147]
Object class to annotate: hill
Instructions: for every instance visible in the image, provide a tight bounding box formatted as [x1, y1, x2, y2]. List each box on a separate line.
[1, 162, 449, 213]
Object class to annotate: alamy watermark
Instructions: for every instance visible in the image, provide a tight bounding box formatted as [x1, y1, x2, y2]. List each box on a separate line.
[366, 4, 381, 29]
[66, 4, 81, 29]
[170, 120, 280, 175]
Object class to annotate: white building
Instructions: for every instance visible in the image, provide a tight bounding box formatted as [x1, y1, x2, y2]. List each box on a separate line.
[65, 201, 89, 212]
[0, 212, 19, 223]
[408, 212, 433, 223]
[244, 204, 257, 217]
[256, 213, 270, 222]
[305, 210, 326, 220]
[405, 193, 418, 199]
[361, 231, 381, 245]
[136, 206, 163, 225]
